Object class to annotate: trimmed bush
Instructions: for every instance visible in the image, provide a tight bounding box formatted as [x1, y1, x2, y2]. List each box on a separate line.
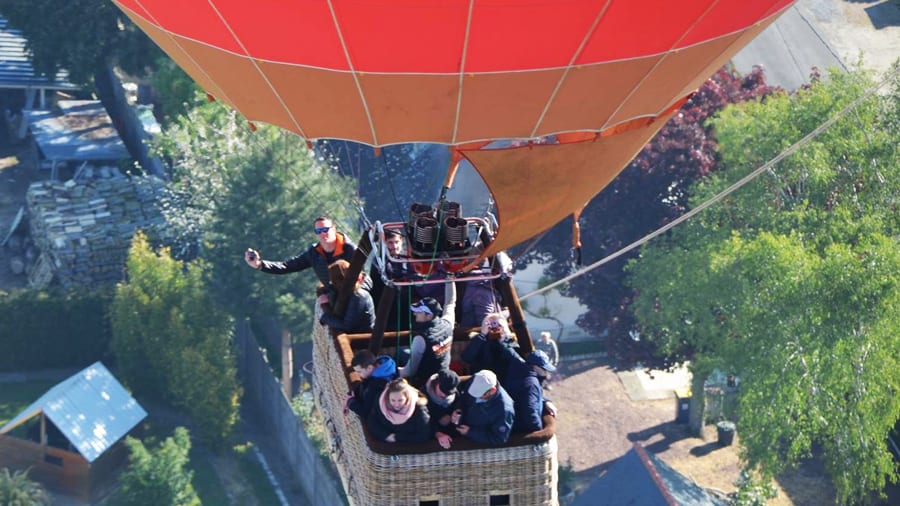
[0, 288, 114, 372]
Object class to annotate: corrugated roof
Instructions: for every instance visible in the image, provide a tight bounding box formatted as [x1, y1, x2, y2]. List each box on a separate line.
[27, 100, 129, 162]
[0, 16, 78, 90]
[0, 362, 147, 463]
[572, 443, 727, 506]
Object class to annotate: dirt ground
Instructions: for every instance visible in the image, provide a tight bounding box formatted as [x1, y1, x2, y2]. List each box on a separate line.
[550, 355, 837, 505]
[0, 139, 36, 290]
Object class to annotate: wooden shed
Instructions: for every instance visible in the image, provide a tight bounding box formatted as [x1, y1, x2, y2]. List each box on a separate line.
[0, 362, 147, 501]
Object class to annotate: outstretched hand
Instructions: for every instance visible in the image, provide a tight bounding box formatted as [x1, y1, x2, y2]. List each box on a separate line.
[245, 248, 262, 269]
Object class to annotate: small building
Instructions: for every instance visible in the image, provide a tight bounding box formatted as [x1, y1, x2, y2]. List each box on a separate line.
[0, 362, 147, 502]
[0, 15, 80, 137]
[26, 100, 130, 180]
[572, 443, 727, 506]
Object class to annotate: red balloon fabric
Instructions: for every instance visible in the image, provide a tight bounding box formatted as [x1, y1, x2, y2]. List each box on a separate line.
[114, 0, 794, 255]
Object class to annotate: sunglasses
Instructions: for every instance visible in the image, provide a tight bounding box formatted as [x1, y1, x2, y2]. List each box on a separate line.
[314, 226, 332, 234]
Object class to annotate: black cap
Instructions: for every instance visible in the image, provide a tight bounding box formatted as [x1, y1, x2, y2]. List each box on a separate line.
[411, 297, 443, 317]
[437, 369, 459, 394]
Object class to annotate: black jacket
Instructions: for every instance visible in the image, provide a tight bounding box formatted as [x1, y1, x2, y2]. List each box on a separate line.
[320, 289, 375, 333]
[367, 402, 432, 443]
[259, 232, 356, 285]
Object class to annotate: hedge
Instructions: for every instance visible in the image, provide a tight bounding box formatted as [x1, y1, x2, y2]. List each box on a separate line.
[0, 288, 114, 372]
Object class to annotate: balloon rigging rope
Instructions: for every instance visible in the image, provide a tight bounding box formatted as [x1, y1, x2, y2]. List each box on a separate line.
[520, 68, 897, 302]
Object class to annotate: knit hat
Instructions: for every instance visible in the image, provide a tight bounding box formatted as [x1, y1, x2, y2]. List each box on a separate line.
[468, 370, 498, 398]
[437, 369, 460, 394]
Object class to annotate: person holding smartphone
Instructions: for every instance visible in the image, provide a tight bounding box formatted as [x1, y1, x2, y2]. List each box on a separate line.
[244, 216, 357, 287]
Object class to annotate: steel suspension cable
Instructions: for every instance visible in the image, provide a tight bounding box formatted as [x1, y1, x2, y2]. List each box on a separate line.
[520, 68, 897, 302]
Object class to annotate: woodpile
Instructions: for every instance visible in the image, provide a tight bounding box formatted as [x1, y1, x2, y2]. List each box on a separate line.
[26, 169, 179, 287]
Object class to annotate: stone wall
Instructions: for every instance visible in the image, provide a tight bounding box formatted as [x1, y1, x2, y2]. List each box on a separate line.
[26, 169, 178, 287]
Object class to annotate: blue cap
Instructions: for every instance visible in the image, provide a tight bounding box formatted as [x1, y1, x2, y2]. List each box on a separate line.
[526, 350, 556, 372]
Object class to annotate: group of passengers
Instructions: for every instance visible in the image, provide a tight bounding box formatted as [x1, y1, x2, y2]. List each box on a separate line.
[244, 216, 558, 448]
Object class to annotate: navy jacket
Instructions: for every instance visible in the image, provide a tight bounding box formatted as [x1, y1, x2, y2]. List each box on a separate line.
[320, 289, 375, 334]
[459, 382, 515, 445]
[503, 359, 546, 433]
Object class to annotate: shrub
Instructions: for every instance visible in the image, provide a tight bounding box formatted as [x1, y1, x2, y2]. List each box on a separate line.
[111, 232, 241, 445]
[0, 288, 113, 372]
[0, 467, 50, 506]
[117, 427, 200, 506]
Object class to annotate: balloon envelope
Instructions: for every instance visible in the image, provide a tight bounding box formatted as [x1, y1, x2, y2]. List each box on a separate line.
[114, 0, 794, 253]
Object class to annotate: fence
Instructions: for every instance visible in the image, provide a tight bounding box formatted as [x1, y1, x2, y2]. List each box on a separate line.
[235, 320, 346, 506]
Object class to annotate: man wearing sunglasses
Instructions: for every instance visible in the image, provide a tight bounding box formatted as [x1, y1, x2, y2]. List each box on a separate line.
[244, 216, 357, 286]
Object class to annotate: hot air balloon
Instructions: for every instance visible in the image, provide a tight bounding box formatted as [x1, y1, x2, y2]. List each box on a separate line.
[112, 1, 796, 504]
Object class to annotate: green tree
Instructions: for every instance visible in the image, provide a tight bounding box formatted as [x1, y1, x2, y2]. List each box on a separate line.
[627, 67, 900, 504]
[1, 0, 160, 85]
[516, 67, 778, 369]
[153, 101, 358, 340]
[149, 57, 204, 125]
[117, 427, 200, 506]
[111, 232, 241, 445]
[0, 467, 49, 506]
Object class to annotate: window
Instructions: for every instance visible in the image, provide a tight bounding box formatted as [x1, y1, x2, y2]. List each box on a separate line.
[489, 494, 511, 506]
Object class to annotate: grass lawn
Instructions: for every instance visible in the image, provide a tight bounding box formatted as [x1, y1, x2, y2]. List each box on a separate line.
[141, 412, 281, 505]
[1, 380, 280, 504]
[190, 449, 231, 505]
[0, 379, 57, 427]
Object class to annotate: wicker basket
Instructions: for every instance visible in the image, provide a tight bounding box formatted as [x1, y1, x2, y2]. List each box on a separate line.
[312, 323, 559, 506]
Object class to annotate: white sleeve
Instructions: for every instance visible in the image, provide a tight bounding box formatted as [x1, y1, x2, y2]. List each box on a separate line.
[400, 335, 426, 378]
[441, 282, 457, 326]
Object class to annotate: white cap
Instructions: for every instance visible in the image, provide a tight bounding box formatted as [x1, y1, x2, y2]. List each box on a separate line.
[468, 370, 498, 398]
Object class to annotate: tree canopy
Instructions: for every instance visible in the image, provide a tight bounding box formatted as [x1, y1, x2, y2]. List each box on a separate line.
[1, 0, 160, 85]
[153, 101, 358, 338]
[517, 67, 777, 367]
[627, 67, 900, 503]
[111, 232, 241, 445]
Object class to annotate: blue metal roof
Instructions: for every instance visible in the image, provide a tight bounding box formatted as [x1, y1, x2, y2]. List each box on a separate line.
[0, 362, 147, 463]
[0, 16, 78, 90]
[572, 443, 727, 506]
[27, 100, 129, 162]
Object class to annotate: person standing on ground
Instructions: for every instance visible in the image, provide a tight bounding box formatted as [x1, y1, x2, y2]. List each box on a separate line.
[535, 331, 559, 390]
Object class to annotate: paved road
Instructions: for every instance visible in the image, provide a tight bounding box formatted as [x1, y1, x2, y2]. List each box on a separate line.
[734, 0, 899, 90]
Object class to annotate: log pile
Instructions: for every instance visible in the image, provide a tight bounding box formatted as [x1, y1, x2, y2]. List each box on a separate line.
[26, 169, 179, 287]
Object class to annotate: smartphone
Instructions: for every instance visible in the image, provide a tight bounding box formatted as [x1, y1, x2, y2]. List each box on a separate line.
[247, 250, 258, 261]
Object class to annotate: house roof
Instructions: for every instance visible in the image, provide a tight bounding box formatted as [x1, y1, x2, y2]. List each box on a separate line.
[26, 100, 129, 162]
[0, 362, 147, 463]
[572, 443, 727, 506]
[0, 16, 78, 90]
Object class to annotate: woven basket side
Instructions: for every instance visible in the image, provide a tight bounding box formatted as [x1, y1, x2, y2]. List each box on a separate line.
[313, 323, 559, 506]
